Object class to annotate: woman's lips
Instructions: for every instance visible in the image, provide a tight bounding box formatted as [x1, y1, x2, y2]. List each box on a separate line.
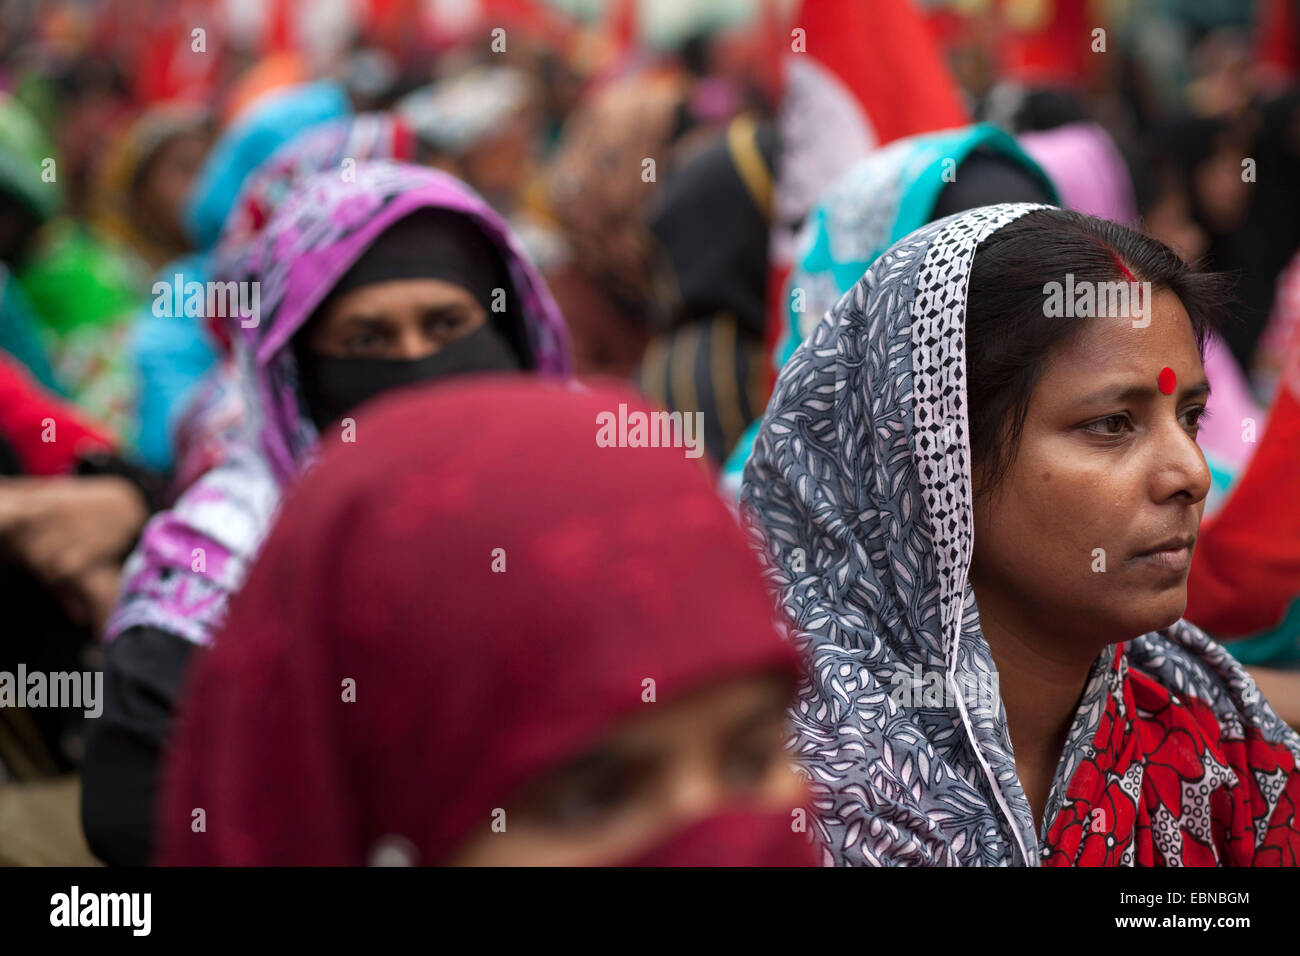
[1132, 545, 1192, 572]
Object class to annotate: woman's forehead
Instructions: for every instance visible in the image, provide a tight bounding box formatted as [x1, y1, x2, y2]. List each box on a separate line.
[1035, 289, 1203, 390]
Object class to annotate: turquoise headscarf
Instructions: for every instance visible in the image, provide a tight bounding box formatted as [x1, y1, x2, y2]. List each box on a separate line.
[721, 124, 1058, 495]
[134, 82, 352, 468]
[184, 81, 351, 251]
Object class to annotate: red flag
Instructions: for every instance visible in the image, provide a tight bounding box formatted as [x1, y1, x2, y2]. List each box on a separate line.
[609, 0, 638, 56]
[785, 0, 968, 147]
[997, 0, 1094, 88]
[763, 0, 969, 384]
[267, 0, 294, 53]
[1257, 0, 1300, 88]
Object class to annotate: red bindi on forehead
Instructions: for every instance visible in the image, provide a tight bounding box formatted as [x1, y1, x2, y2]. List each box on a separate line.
[1157, 366, 1176, 394]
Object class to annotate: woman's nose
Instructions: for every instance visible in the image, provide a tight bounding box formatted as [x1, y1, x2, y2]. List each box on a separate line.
[663, 764, 726, 821]
[1154, 420, 1212, 505]
[397, 328, 437, 361]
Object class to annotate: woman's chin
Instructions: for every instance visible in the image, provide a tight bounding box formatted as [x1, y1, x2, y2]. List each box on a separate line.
[1123, 592, 1189, 638]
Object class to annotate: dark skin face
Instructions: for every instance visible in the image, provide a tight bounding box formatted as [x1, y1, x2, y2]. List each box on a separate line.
[1143, 173, 1209, 265]
[969, 289, 1211, 831]
[130, 130, 209, 257]
[447, 674, 804, 866]
[422, 104, 538, 211]
[461, 108, 537, 205]
[301, 278, 488, 360]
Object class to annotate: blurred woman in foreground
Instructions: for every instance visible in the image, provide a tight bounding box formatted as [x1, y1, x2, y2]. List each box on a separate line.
[159, 380, 813, 866]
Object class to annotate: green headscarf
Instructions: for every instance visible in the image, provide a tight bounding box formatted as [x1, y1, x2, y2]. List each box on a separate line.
[0, 93, 60, 222]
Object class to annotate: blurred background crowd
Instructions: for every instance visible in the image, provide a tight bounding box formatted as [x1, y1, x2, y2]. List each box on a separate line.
[2, 0, 1300, 865]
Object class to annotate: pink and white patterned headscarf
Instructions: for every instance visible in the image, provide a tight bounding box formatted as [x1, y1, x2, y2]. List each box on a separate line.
[106, 161, 571, 646]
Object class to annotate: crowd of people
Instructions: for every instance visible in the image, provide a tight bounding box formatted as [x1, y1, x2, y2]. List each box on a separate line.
[1, 0, 1300, 867]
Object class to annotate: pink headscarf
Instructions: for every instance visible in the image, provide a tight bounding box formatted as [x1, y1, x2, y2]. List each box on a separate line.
[1019, 121, 1139, 227]
[106, 163, 571, 648]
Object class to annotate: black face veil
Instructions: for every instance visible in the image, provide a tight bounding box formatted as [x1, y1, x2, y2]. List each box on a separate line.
[293, 208, 530, 429]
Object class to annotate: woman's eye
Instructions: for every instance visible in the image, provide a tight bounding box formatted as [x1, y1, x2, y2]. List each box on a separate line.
[345, 329, 387, 351]
[530, 766, 635, 829]
[1083, 413, 1131, 436]
[1181, 405, 1209, 433]
[720, 739, 780, 790]
[427, 314, 471, 337]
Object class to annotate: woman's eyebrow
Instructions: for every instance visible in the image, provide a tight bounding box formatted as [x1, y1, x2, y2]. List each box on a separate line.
[1075, 379, 1211, 406]
[721, 695, 792, 742]
[339, 314, 391, 331]
[421, 303, 473, 319]
[536, 748, 624, 782]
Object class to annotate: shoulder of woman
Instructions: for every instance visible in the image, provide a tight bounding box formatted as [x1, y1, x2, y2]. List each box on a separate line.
[1127, 623, 1300, 754]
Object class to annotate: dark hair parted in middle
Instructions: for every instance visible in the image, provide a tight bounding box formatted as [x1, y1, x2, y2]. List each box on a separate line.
[964, 207, 1232, 494]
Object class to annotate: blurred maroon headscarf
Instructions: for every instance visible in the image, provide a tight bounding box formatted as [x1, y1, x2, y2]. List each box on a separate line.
[157, 378, 811, 865]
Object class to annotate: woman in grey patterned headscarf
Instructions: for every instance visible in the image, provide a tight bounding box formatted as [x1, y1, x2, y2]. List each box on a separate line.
[742, 202, 1300, 866]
